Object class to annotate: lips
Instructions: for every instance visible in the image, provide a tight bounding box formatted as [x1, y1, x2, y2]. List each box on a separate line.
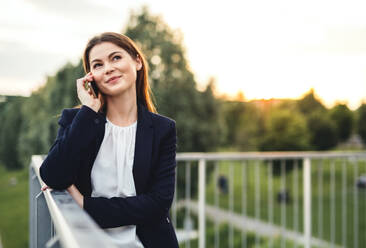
[106, 76, 121, 83]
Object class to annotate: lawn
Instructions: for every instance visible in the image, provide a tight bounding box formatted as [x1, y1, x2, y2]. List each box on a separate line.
[0, 166, 29, 248]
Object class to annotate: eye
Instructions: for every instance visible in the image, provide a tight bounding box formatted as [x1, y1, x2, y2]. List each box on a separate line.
[113, 55, 121, 61]
[93, 63, 102, 69]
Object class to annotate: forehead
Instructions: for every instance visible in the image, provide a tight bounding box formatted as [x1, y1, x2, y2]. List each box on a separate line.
[89, 42, 128, 61]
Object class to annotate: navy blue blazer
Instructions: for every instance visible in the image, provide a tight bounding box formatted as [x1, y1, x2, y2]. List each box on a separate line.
[40, 103, 179, 248]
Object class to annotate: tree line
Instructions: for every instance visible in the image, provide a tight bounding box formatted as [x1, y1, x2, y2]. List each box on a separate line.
[0, 6, 365, 171]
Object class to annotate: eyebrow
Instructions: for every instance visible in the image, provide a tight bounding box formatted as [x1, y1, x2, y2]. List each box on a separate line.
[90, 51, 122, 64]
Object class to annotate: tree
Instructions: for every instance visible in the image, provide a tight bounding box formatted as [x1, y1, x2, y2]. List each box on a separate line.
[124, 6, 222, 152]
[222, 101, 264, 151]
[307, 111, 338, 150]
[357, 103, 366, 144]
[258, 107, 310, 174]
[221, 100, 246, 148]
[0, 97, 26, 169]
[17, 62, 83, 168]
[259, 108, 310, 151]
[297, 89, 326, 115]
[329, 104, 354, 143]
[123, 6, 226, 198]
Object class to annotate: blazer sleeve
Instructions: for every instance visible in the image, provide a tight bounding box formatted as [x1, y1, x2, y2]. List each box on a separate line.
[40, 105, 105, 190]
[83, 121, 177, 228]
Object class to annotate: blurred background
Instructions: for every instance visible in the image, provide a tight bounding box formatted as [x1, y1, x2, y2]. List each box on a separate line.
[1, 0, 366, 247]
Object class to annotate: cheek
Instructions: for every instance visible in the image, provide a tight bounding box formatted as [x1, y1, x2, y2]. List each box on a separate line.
[119, 60, 136, 73]
[91, 70, 103, 82]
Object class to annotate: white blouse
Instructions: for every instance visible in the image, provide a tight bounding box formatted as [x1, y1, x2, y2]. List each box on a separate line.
[91, 117, 144, 248]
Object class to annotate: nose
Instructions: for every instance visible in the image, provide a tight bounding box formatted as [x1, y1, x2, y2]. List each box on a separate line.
[104, 62, 115, 74]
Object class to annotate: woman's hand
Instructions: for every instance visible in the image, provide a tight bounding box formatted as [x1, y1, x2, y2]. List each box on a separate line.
[41, 184, 84, 209]
[67, 184, 84, 209]
[76, 72, 102, 113]
[41, 185, 52, 191]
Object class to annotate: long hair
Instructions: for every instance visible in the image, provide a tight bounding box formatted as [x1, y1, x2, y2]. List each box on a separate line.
[74, 32, 156, 113]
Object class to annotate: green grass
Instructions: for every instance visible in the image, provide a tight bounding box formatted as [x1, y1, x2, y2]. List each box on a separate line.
[0, 166, 29, 248]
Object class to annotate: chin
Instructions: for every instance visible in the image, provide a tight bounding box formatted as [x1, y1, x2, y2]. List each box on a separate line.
[107, 85, 134, 96]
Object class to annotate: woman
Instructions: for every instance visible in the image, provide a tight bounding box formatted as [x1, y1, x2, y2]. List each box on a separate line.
[40, 32, 179, 248]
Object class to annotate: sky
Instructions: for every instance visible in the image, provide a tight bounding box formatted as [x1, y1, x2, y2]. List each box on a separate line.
[1, 0, 366, 110]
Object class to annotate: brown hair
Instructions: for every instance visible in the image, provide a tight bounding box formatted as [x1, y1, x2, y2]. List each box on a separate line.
[74, 32, 156, 113]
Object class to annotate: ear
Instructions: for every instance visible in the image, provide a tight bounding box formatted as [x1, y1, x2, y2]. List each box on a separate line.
[135, 56, 142, 71]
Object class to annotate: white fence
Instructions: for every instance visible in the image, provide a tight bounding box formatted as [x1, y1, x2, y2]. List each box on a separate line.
[30, 152, 366, 248]
[173, 152, 366, 248]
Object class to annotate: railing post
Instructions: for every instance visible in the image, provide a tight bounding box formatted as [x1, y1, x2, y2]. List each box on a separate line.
[35, 191, 52, 247]
[29, 164, 52, 248]
[198, 159, 206, 248]
[29, 165, 37, 248]
[303, 157, 311, 248]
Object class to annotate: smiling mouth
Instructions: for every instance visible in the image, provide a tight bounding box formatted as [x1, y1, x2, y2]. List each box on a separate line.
[107, 76, 121, 84]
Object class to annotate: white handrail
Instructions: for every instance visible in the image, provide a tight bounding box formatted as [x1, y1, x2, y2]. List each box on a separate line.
[30, 155, 118, 248]
[177, 151, 366, 160]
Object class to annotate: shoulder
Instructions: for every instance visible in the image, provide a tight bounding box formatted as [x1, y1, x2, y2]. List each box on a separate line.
[57, 105, 104, 127]
[149, 112, 176, 130]
[57, 107, 81, 126]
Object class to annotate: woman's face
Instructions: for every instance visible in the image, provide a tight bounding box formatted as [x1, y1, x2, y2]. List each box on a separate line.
[89, 42, 142, 97]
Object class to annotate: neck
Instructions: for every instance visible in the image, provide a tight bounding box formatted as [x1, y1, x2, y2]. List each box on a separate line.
[105, 90, 138, 127]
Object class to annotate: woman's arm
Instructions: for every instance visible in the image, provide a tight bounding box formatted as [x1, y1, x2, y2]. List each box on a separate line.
[83, 121, 177, 228]
[40, 105, 105, 190]
[67, 185, 84, 208]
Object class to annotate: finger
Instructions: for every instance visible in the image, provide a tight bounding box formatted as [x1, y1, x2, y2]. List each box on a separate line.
[41, 185, 49, 191]
[86, 74, 94, 82]
[76, 78, 86, 89]
[77, 74, 90, 85]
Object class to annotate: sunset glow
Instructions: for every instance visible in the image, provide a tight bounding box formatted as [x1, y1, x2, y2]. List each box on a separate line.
[1, 0, 365, 109]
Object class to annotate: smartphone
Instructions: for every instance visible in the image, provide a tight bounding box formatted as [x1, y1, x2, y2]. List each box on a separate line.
[88, 81, 99, 98]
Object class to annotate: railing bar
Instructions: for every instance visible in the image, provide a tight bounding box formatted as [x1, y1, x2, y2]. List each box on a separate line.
[229, 162, 234, 248]
[353, 158, 359, 248]
[255, 160, 260, 247]
[51, 219, 54, 238]
[198, 158, 206, 248]
[293, 159, 299, 248]
[342, 159, 347, 248]
[330, 160, 335, 248]
[303, 157, 311, 248]
[281, 159, 286, 248]
[214, 161, 220, 248]
[185, 161, 191, 248]
[268, 160, 273, 248]
[176, 151, 366, 161]
[318, 160, 323, 239]
[242, 161, 247, 248]
[45, 234, 60, 248]
[30, 166, 37, 248]
[34, 193, 38, 248]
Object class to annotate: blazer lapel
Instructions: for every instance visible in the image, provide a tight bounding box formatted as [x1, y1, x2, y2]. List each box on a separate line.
[133, 104, 153, 194]
[93, 112, 107, 167]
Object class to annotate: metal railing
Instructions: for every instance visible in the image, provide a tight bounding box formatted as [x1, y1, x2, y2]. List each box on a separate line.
[30, 152, 366, 248]
[173, 151, 366, 248]
[29, 155, 118, 248]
